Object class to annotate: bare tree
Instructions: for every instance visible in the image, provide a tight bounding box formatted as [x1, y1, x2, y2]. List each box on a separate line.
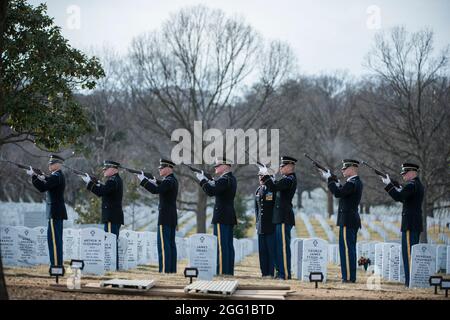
[124, 5, 294, 232]
[360, 27, 450, 242]
[281, 73, 358, 217]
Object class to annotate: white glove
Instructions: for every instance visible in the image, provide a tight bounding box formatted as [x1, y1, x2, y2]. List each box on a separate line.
[37, 175, 46, 181]
[81, 173, 91, 184]
[137, 171, 146, 182]
[196, 171, 206, 181]
[148, 177, 157, 185]
[26, 166, 34, 176]
[258, 165, 269, 176]
[321, 169, 331, 179]
[381, 174, 391, 185]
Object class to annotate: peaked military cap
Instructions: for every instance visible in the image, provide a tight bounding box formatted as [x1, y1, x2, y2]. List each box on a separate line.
[341, 159, 360, 170]
[214, 157, 233, 168]
[102, 160, 120, 169]
[400, 163, 419, 175]
[48, 154, 65, 164]
[158, 158, 175, 169]
[280, 156, 297, 167]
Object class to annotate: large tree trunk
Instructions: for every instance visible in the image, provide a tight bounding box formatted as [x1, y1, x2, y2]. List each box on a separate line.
[196, 190, 207, 233]
[327, 190, 334, 218]
[0, 0, 9, 301]
[420, 190, 428, 243]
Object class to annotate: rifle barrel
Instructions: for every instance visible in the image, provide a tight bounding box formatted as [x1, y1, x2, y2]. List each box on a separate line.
[120, 166, 154, 179]
[304, 153, 328, 172]
[1, 159, 44, 175]
[183, 164, 213, 180]
[361, 161, 386, 178]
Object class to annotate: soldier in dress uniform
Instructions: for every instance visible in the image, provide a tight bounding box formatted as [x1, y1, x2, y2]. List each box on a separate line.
[322, 159, 362, 283]
[28, 154, 67, 267]
[136, 159, 178, 274]
[259, 156, 297, 280]
[82, 160, 123, 269]
[196, 157, 237, 276]
[381, 163, 423, 287]
[255, 173, 276, 277]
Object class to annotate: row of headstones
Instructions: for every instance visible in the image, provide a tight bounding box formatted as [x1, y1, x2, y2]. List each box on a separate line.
[313, 214, 336, 243]
[365, 221, 389, 241]
[328, 242, 450, 288]
[438, 233, 450, 245]
[0, 226, 257, 278]
[336, 240, 450, 288]
[299, 213, 316, 238]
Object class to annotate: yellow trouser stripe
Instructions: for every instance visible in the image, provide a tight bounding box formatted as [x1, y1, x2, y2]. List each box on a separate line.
[281, 223, 288, 280]
[217, 224, 223, 275]
[50, 219, 58, 266]
[406, 230, 411, 272]
[343, 226, 350, 281]
[159, 225, 165, 273]
[108, 222, 111, 233]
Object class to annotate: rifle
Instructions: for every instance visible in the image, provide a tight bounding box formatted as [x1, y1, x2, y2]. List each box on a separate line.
[361, 161, 400, 188]
[63, 165, 102, 185]
[119, 165, 154, 180]
[183, 164, 213, 181]
[244, 150, 277, 176]
[304, 153, 337, 180]
[0, 158, 45, 176]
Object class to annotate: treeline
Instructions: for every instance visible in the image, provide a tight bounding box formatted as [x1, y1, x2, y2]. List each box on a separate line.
[1, 3, 449, 243]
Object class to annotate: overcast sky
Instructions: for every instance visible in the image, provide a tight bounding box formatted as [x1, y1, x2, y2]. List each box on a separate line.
[30, 0, 450, 76]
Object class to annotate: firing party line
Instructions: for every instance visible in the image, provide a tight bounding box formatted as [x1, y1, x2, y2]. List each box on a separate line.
[0, 152, 424, 285]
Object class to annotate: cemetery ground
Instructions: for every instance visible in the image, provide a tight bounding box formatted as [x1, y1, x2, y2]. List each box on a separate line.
[4, 254, 446, 300]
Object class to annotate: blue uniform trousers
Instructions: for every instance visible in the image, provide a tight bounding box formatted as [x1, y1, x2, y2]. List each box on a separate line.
[275, 223, 292, 280]
[157, 225, 177, 273]
[104, 222, 121, 270]
[258, 233, 276, 277]
[402, 230, 420, 287]
[339, 226, 358, 282]
[213, 224, 235, 275]
[47, 218, 64, 266]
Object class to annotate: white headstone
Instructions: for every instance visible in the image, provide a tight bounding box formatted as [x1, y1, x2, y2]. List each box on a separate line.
[233, 238, 241, 264]
[104, 232, 117, 272]
[80, 228, 105, 275]
[300, 238, 328, 282]
[143, 232, 152, 264]
[17, 227, 37, 267]
[0, 226, 19, 266]
[388, 244, 402, 282]
[33, 226, 49, 265]
[137, 232, 147, 265]
[446, 246, 450, 274]
[188, 234, 217, 280]
[374, 243, 384, 275]
[291, 238, 303, 278]
[382, 243, 397, 280]
[175, 237, 186, 260]
[118, 235, 129, 270]
[148, 232, 158, 264]
[367, 242, 377, 265]
[122, 230, 138, 269]
[409, 244, 436, 288]
[327, 244, 339, 265]
[436, 245, 447, 273]
[63, 228, 80, 260]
